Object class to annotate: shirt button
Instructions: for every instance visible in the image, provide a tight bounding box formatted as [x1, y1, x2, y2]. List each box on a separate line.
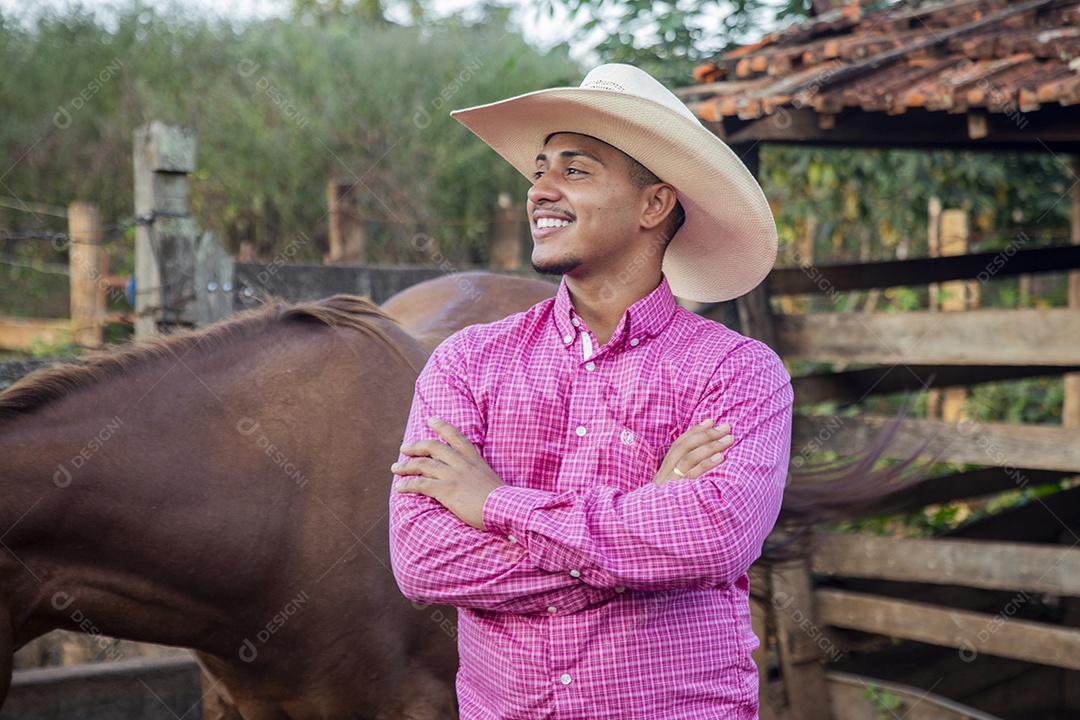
[572, 317, 580, 327]
[585, 361, 595, 372]
[570, 569, 581, 578]
[547, 606, 558, 614]
[575, 426, 587, 437]
[629, 338, 640, 347]
[507, 535, 518, 544]
[615, 587, 626, 593]
[560, 673, 572, 685]
[563, 334, 573, 344]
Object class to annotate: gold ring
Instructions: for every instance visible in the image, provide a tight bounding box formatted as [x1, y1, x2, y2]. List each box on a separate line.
[672, 467, 686, 478]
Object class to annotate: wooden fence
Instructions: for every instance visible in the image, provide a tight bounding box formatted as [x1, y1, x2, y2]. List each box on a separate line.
[0, 202, 129, 351]
[726, 160, 1080, 719]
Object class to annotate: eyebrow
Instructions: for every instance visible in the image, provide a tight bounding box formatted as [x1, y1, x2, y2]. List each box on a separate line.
[535, 149, 604, 165]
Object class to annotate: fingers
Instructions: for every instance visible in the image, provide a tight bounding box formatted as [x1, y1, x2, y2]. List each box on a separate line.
[673, 434, 733, 479]
[398, 418, 478, 465]
[391, 455, 443, 479]
[426, 417, 480, 459]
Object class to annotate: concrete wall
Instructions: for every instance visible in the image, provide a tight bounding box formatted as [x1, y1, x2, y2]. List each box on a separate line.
[0, 656, 202, 720]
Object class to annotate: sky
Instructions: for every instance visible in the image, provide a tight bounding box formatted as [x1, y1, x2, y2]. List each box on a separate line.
[0, 0, 591, 58]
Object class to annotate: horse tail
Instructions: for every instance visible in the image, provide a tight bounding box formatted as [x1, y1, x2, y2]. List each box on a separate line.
[762, 403, 937, 564]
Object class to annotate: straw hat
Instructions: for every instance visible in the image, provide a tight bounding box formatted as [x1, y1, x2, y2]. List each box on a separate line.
[450, 63, 777, 303]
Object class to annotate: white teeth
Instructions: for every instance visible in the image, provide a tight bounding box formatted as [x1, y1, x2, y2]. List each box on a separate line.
[536, 218, 571, 229]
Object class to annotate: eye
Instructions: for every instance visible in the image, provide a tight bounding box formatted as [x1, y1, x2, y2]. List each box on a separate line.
[567, 167, 586, 176]
[533, 170, 545, 179]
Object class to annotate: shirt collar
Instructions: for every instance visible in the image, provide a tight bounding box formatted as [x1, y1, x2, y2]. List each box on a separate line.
[552, 275, 677, 351]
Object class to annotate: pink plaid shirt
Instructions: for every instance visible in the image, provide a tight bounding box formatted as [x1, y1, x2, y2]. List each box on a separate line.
[390, 275, 792, 719]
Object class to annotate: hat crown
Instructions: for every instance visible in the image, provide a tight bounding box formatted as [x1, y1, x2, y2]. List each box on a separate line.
[580, 64, 699, 124]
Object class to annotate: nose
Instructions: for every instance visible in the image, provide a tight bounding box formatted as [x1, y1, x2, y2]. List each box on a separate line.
[527, 172, 561, 206]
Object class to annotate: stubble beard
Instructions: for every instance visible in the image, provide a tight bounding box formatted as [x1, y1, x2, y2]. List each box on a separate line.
[531, 256, 583, 276]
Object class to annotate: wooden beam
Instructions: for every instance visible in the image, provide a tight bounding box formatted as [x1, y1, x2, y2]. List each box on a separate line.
[812, 534, 1080, 597]
[948, 484, 1080, 544]
[858, 466, 1068, 516]
[767, 244, 1080, 296]
[816, 589, 1080, 671]
[0, 317, 72, 352]
[792, 364, 1080, 405]
[712, 105, 1080, 152]
[793, 413, 1080, 473]
[777, 309, 1080, 365]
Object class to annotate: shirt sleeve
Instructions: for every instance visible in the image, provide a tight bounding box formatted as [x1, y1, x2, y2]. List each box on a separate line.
[481, 341, 792, 592]
[388, 330, 618, 615]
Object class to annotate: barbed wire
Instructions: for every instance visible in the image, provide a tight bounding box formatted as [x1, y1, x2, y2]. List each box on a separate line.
[0, 211, 191, 248]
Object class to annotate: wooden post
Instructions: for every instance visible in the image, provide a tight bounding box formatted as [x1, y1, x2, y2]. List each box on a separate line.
[771, 562, 831, 720]
[1064, 156, 1080, 429]
[68, 201, 105, 347]
[193, 231, 234, 326]
[940, 209, 971, 423]
[730, 143, 780, 350]
[133, 122, 198, 338]
[326, 178, 365, 264]
[490, 192, 522, 270]
[927, 196, 942, 312]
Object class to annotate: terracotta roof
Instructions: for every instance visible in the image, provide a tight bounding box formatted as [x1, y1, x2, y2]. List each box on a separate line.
[684, 0, 1080, 124]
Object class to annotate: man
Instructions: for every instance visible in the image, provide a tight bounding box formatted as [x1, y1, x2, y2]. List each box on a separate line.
[389, 64, 792, 719]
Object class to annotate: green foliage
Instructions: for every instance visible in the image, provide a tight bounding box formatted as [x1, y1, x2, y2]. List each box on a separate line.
[762, 145, 1073, 271]
[539, 0, 810, 85]
[862, 685, 904, 719]
[0, 2, 581, 317]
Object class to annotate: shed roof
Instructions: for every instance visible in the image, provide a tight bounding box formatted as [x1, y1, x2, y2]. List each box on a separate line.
[679, 0, 1080, 151]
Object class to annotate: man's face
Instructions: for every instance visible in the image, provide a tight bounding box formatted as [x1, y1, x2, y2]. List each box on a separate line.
[527, 133, 653, 281]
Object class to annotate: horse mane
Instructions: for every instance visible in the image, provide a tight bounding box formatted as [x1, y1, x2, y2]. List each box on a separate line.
[0, 294, 410, 422]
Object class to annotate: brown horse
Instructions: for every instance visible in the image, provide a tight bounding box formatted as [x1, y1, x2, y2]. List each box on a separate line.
[0, 293, 458, 719]
[0, 271, 916, 718]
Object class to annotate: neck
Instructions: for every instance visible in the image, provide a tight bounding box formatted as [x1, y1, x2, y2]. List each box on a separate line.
[564, 267, 662, 346]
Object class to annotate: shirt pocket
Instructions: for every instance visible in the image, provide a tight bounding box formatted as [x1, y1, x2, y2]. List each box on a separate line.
[596, 424, 661, 492]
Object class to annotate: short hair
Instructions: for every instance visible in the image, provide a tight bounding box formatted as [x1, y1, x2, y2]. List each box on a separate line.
[626, 156, 686, 246]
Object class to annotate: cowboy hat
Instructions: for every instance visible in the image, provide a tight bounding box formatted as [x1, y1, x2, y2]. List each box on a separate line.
[450, 63, 778, 303]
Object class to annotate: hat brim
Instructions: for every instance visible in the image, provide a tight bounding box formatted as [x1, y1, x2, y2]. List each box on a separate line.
[451, 87, 777, 303]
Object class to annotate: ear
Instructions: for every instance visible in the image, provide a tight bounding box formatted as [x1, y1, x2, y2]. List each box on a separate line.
[639, 184, 679, 232]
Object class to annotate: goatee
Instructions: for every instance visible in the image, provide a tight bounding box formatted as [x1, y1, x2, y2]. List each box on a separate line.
[532, 257, 582, 276]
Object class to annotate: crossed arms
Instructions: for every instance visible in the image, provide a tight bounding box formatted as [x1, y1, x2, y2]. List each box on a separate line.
[388, 335, 792, 615]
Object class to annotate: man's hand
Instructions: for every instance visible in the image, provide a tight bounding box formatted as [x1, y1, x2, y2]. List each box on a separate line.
[392, 417, 505, 530]
[652, 419, 733, 485]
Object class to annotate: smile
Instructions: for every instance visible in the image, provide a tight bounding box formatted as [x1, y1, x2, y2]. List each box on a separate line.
[536, 218, 572, 229]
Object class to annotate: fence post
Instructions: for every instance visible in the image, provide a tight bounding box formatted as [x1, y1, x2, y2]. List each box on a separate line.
[326, 178, 365, 264]
[490, 191, 522, 270]
[133, 122, 198, 338]
[68, 201, 105, 347]
[1065, 156, 1080, 429]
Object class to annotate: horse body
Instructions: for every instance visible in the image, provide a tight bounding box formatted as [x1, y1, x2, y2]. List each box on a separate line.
[0, 296, 457, 719]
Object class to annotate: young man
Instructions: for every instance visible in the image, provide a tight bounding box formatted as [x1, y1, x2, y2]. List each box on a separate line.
[390, 64, 792, 719]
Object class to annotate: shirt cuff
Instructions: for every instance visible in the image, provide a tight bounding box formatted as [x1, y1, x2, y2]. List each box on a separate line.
[483, 485, 553, 540]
